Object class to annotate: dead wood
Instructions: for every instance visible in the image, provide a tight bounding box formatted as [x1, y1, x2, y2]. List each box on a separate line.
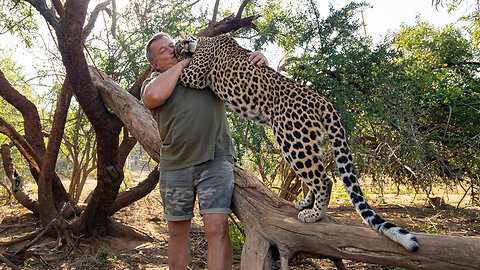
[91, 63, 480, 270]
[196, 15, 260, 38]
[232, 167, 480, 270]
[89, 67, 162, 162]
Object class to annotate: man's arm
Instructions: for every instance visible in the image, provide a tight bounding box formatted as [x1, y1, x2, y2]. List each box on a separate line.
[143, 59, 191, 109]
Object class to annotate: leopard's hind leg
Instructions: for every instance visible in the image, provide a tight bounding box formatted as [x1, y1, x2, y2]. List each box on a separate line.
[272, 114, 332, 223]
[297, 173, 333, 223]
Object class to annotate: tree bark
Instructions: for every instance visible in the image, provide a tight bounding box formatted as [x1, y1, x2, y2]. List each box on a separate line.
[89, 67, 161, 161]
[0, 143, 39, 214]
[91, 68, 480, 270]
[37, 80, 73, 225]
[50, 0, 125, 236]
[0, 69, 69, 205]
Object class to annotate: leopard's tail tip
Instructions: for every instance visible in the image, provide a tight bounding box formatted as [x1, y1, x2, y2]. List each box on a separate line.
[382, 226, 419, 252]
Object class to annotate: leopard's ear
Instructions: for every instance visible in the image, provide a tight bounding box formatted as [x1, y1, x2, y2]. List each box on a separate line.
[179, 31, 186, 39]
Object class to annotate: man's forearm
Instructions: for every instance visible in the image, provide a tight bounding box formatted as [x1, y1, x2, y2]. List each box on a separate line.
[143, 62, 185, 108]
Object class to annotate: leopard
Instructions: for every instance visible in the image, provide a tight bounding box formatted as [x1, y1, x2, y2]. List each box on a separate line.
[174, 34, 419, 252]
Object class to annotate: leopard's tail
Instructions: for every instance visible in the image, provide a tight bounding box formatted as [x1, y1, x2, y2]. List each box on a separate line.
[324, 104, 419, 252]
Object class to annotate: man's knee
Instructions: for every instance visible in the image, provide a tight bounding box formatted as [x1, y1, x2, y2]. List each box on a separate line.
[203, 214, 229, 238]
[168, 219, 191, 238]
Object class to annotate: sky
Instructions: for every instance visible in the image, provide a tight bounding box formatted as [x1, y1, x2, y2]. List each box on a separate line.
[1, 0, 473, 79]
[332, 0, 470, 42]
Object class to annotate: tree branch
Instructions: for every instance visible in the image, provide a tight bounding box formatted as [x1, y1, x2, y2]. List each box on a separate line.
[24, 0, 59, 29]
[0, 143, 40, 214]
[210, 0, 220, 25]
[37, 79, 73, 225]
[50, 0, 65, 19]
[0, 117, 41, 173]
[82, 0, 111, 42]
[0, 69, 46, 157]
[236, 0, 251, 19]
[109, 166, 159, 215]
[196, 15, 260, 37]
[88, 67, 161, 160]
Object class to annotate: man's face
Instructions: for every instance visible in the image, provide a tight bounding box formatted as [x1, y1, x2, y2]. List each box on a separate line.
[149, 37, 178, 72]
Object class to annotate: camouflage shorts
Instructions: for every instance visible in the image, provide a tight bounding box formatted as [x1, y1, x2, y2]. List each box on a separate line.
[159, 156, 235, 221]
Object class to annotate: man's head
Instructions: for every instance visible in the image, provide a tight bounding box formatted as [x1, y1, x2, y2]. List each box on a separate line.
[145, 33, 178, 72]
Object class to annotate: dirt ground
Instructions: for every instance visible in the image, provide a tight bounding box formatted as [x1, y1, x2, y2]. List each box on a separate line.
[0, 172, 479, 269]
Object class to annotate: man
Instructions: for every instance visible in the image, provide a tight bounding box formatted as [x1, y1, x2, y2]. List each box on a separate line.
[141, 32, 268, 269]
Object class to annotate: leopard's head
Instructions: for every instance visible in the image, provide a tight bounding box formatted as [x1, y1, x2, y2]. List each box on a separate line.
[174, 36, 198, 61]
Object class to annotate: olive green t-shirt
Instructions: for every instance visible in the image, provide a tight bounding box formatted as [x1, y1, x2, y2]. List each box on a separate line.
[141, 72, 236, 171]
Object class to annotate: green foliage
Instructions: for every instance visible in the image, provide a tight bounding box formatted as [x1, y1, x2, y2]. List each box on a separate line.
[23, 258, 33, 269]
[88, 0, 210, 87]
[432, 0, 480, 45]
[0, 0, 39, 47]
[94, 244, 117, 265]
[228, 110, 280, 177]
[229, 222, 245, 264]
[255, 2, 480, 198]
[394, 19, 472, 67]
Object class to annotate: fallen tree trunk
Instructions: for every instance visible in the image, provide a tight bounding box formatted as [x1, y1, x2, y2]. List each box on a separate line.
[232, 168, 480, 270]
[90, 66, 480, 270]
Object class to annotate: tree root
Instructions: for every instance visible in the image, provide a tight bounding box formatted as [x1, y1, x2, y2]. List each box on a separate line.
[0, 205, 78, 268]
[106, 219, 153, 242]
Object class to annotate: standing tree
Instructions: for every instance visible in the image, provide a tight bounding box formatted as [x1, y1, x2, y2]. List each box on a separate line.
[0, 0, 259, 266]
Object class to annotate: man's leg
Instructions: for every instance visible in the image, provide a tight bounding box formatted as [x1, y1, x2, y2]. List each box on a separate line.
[167, 219, 192, 269]
[203, 213, 233, 270]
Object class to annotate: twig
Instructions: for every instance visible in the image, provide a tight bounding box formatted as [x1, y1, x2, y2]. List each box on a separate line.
[84, 44, 105, 80]
[443, 104, 453, 137]
[228, 214, 245, 237]
[82, 0, 111, 42]
[15, 217, 56, 255]
[23, 0, 59, 29]
[456, 184, 471, 209]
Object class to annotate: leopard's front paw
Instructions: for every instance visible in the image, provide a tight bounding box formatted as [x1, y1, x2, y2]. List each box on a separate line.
[298, 209, 325, 223]
[295, 198, 313, 211]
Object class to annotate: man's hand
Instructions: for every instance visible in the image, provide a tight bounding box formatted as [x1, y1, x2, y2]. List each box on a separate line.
[179, 58, 191, 68]
[248, 51, 269, 66]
